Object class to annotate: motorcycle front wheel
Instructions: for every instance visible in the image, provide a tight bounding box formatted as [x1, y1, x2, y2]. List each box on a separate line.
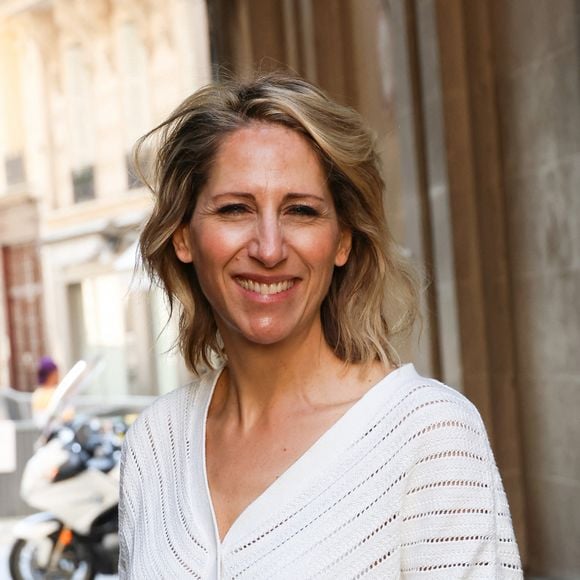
[8, 537, 95, 580]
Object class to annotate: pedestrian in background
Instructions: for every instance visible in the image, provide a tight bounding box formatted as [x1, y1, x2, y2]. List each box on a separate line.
[119, 73, 522, 578]
[31, 356, 59, 426]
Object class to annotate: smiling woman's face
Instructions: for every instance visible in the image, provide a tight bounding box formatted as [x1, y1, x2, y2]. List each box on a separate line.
[172, 123, 351, 349]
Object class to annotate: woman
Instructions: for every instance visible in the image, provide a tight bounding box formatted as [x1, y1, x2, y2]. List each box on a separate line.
[119, 73, 522, 579]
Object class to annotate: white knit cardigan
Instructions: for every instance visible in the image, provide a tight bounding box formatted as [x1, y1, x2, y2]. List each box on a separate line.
[119, 364, 522, 579]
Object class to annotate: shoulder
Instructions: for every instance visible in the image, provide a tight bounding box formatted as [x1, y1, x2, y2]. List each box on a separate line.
[375, 365, 491, 462]
[377, 367, 502, 505]
[125, 384, 189, 445]
[397, 366, 485, 426]
[123, 366, 219, 454]
[383, 365, 485, 423]
[390, 370, 522, 573]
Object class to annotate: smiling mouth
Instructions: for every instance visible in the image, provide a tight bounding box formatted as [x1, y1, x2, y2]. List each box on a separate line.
[235, 277, 296, 295]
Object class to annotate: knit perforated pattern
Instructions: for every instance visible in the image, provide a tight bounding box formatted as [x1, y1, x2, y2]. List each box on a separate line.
[119, 385, 209, 579]
[119, 368, 522, 579]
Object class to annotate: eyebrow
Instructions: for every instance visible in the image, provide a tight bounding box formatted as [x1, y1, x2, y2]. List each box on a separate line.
[210, 192, 326, 202]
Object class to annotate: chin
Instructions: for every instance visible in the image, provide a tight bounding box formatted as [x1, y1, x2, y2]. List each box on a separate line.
[220, 312, 316, 348]
[243, 329, 290, 346]
[239, 319, 297, 346]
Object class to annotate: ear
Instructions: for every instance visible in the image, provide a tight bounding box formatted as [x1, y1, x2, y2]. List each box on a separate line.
[334, 228, 352, 267]
[172, 224, 194, 264]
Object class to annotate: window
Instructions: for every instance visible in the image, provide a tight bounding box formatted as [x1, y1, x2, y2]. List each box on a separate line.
[118, 21, 150, 190]
[4, 153, 26, 186]
[65, 45, 95, 202]
[72, 165, 95, 203]
[0, 29, 26, 193]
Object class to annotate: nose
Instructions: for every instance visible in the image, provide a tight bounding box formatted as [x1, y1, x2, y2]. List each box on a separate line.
[247, 213, 287, 267]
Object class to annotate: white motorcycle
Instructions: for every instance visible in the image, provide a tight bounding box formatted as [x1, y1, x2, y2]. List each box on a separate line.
[9, 361, 125, 580]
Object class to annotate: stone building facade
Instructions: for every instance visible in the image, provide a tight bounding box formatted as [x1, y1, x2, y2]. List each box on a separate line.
[205, 0, 579, 577]
[0, 0, 211, 395]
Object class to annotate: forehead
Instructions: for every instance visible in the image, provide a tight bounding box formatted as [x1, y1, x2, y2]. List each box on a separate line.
[218, 122, 314, 152]
[205, 123, 327, 188]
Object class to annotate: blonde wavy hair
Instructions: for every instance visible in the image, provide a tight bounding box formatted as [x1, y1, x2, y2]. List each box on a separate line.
[137, 72, 419, 374]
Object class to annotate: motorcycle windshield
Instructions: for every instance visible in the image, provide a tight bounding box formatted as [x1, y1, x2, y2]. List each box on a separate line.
[42, 358, 102, 435]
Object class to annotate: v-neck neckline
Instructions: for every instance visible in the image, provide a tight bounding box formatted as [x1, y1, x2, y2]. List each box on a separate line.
[193, 363, 417, 550]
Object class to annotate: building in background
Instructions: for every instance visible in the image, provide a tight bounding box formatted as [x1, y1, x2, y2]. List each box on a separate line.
[0, 0, 211, 395]
[205, 0, 579, 577]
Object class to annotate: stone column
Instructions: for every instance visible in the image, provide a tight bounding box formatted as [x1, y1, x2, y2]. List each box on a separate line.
[432, 0, 528, 558]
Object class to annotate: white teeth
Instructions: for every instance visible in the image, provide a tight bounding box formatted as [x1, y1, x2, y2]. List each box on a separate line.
[237, 278, 295, 295]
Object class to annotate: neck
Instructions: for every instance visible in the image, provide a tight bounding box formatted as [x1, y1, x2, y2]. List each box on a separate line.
[211, 322, 389, 428]
[214, 323, 338, 421]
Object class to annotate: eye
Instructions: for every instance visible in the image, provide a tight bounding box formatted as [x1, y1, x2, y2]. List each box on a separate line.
[217, 203, 250, 215]
[286, 205, 319, 217]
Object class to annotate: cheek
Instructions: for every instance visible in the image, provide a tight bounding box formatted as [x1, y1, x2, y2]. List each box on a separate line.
[192, 225, 246, 263]
[304, 234, 344, 275]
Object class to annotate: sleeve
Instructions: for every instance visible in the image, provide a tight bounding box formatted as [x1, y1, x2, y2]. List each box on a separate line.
[399, 396, 523, 579]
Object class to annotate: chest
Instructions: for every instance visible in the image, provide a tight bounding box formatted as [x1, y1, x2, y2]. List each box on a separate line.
[205, 408, 349, 541]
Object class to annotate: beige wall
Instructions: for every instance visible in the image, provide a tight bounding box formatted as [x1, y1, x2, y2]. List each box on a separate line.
[492, 0, 580, 576]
